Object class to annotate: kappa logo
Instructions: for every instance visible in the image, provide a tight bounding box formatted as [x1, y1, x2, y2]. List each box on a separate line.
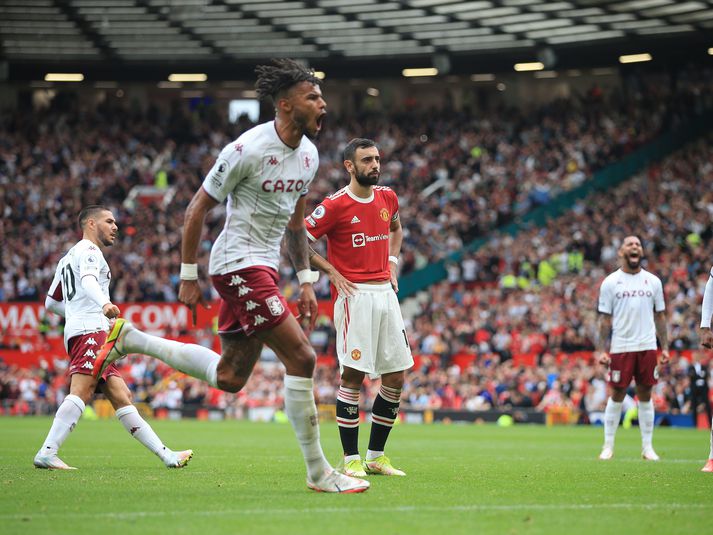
[86, 338, 97, 346]
[238, 286, 252, 297]
[84, 349, 96, 358]
[81, 361, 94, 370]
[245, 300, 259, 311]
[254, 315, 267, 326]
[350, 216, 361, 224]
[129, 426, 140, 436]
[346, 406, 358, 416]
[304, 155, 311, 169]
[229, 275, 247, 286]
[268, 156, 278, 166]
[265, 295, 284, 317]
[351, 349, 362, 361]
[390, 407, 400, 417]
[234, 143, 243, 154]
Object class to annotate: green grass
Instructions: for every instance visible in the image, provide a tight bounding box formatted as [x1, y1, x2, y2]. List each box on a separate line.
[0, 417, 710, 535]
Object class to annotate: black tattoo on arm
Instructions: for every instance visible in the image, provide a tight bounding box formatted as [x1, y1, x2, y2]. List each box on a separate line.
[654, 310, 669, 351]
[284, 227, 309, 272]
[595, 314, 612, 353]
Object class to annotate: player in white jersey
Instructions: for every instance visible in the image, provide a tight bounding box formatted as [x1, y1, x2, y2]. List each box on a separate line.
[93, 59, 368, 493]
[697, 266, 713, 472]
[595, 235, 669, 461]
[34, 206, 192, 470]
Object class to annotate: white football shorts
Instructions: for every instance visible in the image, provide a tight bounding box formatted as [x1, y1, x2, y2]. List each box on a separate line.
[334, 282, 413, 376]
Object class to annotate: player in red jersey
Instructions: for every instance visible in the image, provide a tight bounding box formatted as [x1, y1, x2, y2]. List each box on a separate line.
[306, 138, 413, 477]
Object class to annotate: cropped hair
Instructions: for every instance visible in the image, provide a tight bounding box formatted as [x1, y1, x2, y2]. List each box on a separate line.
[343, 138, 377, 162]
[78, 205, 109, 230]
[254, 58, 321, 102]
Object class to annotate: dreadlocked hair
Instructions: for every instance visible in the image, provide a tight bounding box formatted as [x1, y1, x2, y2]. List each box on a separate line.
[254, 58, 321, 102]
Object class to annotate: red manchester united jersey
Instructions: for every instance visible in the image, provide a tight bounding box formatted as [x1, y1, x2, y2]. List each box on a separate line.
[306, 185, 398, 288]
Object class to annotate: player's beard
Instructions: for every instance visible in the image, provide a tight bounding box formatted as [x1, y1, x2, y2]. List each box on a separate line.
[625, 255, 641, 270]
[98, 229, 115, 247]
[355, 170, 379, 187]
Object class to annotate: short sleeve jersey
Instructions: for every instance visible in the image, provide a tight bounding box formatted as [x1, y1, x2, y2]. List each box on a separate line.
[202, 121, 319, 275]
[47, 239, 111, 342]
[597, 268, 665, 353]
[305, 186, 398, 292]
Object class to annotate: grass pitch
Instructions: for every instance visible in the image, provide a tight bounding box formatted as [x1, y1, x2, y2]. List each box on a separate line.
[0, 417, 710, 535]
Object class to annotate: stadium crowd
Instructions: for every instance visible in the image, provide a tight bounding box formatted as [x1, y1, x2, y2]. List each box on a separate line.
[1, 71, 711, 303]
[1, 70, 713, 423]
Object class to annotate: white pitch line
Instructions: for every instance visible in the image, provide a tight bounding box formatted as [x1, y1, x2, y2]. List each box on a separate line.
[1, 502, 709, 521]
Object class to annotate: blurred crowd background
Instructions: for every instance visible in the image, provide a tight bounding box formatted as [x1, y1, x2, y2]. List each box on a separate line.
[1, 68, 713, 423]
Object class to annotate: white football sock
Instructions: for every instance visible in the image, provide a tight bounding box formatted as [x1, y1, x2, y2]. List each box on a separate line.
[366, 450, 384, 461]
[638, 399, 655, 449]
[38, 394, 85, 455]
[116, 405, 172, 464]
[123, 329, 219, 387]
[603, 398, 623, 448]
[283, 375, 331, 482]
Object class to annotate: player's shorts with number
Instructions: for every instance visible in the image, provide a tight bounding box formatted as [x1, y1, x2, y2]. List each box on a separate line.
[608, 350, 658, 388]
[334, 282, 413, 376]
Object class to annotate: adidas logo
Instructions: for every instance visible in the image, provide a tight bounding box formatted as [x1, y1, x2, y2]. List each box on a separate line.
[245, 300, 259, 311]
[81, 361, 94, 370]
[350, 216, 360, 224]
[254, 315, 267, 326]
[86, 337, 97, 346]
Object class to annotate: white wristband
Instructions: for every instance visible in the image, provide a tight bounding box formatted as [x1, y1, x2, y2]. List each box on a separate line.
[388, 255, 399, 266]
[180, 263, 198, 280]
[297, 269, 319, 285]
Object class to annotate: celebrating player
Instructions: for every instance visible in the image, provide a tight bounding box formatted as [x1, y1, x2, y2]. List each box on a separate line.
[305, 138, 413, 477]
[34, 205, 193, 470]
[93, 59, 369, 493]
[596, 235, 669, 461]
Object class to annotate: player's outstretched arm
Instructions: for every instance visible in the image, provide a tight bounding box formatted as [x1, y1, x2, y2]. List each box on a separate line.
[179, 188, 218, 324]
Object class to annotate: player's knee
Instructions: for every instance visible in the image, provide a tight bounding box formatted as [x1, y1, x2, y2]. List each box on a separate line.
[290, 341, 316, 376]
[383, 372, 405, 390]
[216, 371, 248, 393]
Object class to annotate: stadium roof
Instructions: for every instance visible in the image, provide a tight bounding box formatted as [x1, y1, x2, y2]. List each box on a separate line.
[1, 0, 711, 81]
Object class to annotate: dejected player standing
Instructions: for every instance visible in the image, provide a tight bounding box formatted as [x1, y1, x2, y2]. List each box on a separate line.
[306, 138, 413, 477]
[34, 205, 192, 470]
[596, 235, 669, 461]
[93, 59, 368, 493]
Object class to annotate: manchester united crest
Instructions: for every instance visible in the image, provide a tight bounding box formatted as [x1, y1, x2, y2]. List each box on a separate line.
[351, 349, 362, 361]
[379, 208, 389, 221]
